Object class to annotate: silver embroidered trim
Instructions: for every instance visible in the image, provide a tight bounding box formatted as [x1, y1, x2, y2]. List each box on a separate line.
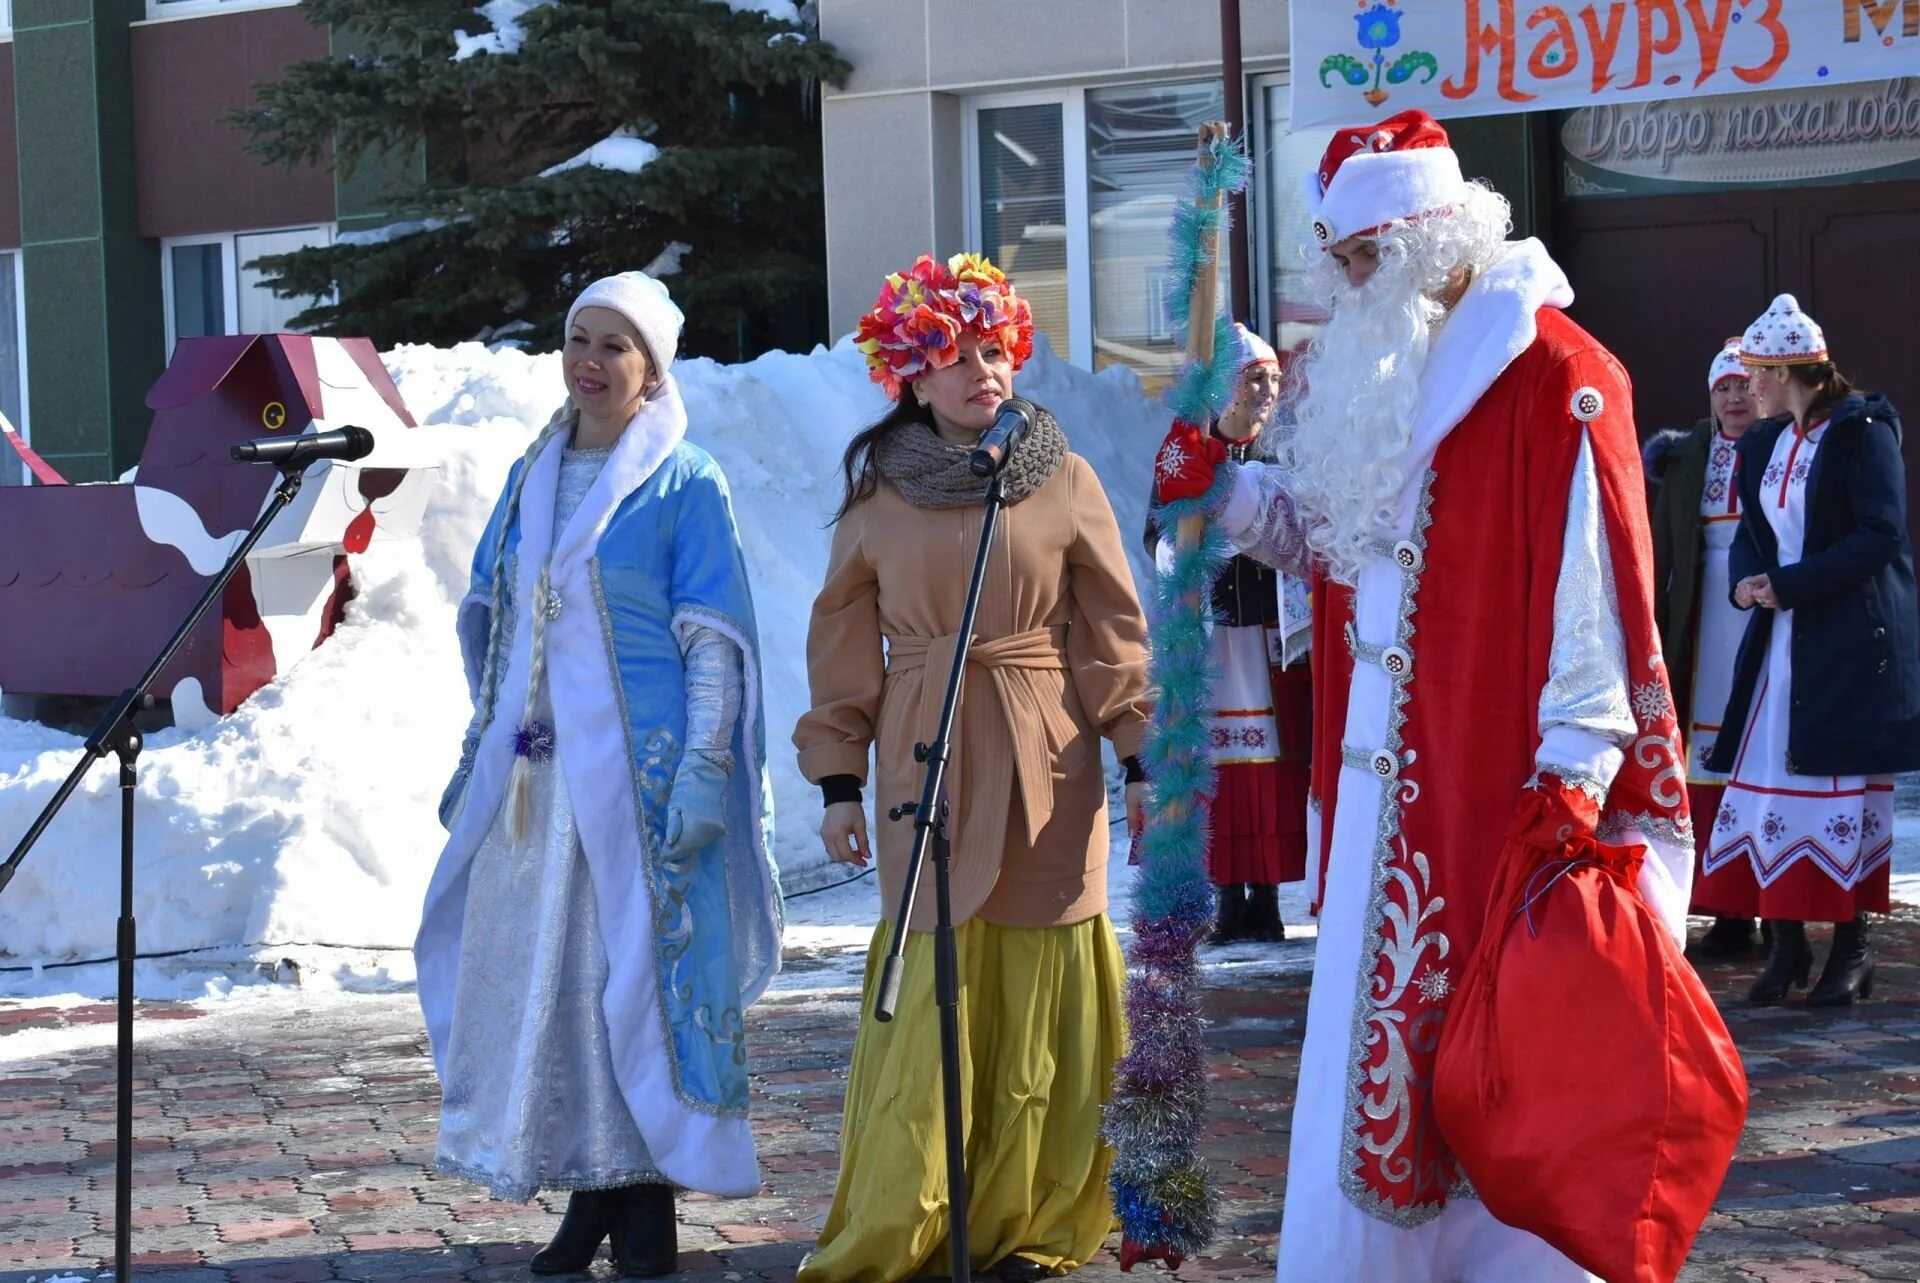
[1342, 743, 1409, 782]
[1338, 469, 1466, 1228]
[434, 1154, 666, 1200]
[1597, 809, 1696, 851]
[1527, 766, 1609, 805]
[1231, 462, 1316, 577]
[1345, 621, 1412, 678]
[589, 559, 749, 1121]
[1539, 432, 1636, 749]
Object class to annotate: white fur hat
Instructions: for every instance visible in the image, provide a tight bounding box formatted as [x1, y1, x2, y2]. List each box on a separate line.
[1306, 109, 1471, 248]
[1739, 293, 1828, 368]
[566, 271, 686, 375]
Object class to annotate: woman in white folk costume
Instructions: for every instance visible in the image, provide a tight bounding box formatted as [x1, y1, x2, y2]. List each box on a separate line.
[1706, 293, 1920, 1006]
[1144, 324, 1311, 942]
[416, 273, 782, 1277]
[1646, 341, 1763, 955]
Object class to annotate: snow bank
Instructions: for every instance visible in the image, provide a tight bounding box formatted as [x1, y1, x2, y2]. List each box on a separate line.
[0, 334, 1166, 969]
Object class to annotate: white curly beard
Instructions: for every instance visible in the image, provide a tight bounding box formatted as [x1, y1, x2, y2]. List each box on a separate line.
[1284, 184, 1512, 586]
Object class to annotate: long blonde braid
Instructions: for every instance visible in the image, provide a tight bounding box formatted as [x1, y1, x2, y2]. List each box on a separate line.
[470, 408, 571, 839]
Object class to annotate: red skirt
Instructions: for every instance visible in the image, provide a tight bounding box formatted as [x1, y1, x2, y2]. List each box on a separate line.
[1690, 855, 1890, 922]
[1685, 782, 1752, 916]
[1689, 781, 1892, 920]
[1205, 758, 1307, 885]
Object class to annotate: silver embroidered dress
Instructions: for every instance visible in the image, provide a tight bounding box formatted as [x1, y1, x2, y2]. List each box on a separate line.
[435, 443, 743, 1201]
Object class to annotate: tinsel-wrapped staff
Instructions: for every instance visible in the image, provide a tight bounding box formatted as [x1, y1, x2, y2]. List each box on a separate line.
[1104, 121, 1250, 1272]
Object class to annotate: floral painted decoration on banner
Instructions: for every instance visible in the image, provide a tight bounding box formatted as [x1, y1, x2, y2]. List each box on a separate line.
[854, 253, 1036, 399]
[1320, 2, 1439, 109]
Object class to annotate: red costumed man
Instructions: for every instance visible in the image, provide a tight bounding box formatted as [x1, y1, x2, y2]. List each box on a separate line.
[1157, 111, 1695, 1280]
[1145, 324, 1312, 943]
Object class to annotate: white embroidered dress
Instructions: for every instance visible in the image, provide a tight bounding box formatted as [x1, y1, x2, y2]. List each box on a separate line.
[1688, 430, 1744, 782]
[435, 444, 743, 1201]
[1708, 421, 1896, 889]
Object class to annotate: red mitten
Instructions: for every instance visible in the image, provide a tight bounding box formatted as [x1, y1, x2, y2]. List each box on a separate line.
[1153, 419, 1226, 504]
[1509, 772, 1602, 851]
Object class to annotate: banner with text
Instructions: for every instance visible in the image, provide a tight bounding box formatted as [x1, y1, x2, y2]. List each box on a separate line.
[1289, 2, 1920, 134]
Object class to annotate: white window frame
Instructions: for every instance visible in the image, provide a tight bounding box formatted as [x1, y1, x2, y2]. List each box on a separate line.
[2, 249, 27, 480]
[160, 232, 241, 357]
[962, 88, 1093, 369]
[1250, 71, 1288, 345]
[160, 224, 335, 356]
[0, 1, 13, 40]
[140, 0, 300, 23]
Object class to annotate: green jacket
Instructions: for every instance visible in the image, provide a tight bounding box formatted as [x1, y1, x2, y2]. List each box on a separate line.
[1646, 419, 1713, 731]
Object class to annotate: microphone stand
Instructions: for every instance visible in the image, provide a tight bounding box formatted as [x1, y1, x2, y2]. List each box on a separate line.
[0, 459, 310, 1283]
[873, 468, 1012, 1283]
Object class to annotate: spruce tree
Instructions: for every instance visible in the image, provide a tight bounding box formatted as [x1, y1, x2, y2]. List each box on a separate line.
[233, 0, 850, 358]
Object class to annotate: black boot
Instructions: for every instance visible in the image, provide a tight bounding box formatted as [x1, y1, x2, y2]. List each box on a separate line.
[1244, 884, 1286, 943]
[607, 1183, 677, 1278]
[1691, 916, 1760, 960]
[1808, 918, 1876, 1007]
[529, 1189, 609, 1274]
[1208, 884, 1247, 944]
[1748, 919, 1813, 1006]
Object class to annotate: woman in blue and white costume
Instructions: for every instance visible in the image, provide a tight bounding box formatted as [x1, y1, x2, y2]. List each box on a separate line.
[417, 272, 782, 1279]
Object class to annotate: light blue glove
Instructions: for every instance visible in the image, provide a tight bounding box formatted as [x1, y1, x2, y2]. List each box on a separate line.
[659, 753, 731, 860]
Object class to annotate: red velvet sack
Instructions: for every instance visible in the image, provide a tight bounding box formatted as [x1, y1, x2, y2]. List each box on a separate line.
[1433, 825, 1748, 1283]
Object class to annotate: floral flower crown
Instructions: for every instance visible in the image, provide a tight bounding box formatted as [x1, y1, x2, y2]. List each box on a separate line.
[855, 253, 1036, 399]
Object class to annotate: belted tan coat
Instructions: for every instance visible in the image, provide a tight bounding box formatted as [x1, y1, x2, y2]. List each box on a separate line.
[794, 452, 1151, 930]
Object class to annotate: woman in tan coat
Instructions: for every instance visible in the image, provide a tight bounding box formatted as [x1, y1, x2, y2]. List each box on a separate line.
[794, 254, 1150, 1282]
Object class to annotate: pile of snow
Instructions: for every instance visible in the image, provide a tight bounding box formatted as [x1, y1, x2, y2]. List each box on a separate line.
[452, 0, 553, 60]
[0, 334, 1167, 970]
[541, 128, 659, 178]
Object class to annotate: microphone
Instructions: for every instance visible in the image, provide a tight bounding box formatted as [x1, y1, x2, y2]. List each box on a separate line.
[231, 426, 376, 467]
[967, 397, 1037, 478]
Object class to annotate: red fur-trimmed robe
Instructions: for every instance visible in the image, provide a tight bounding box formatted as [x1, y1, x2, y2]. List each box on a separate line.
[1226, 241, 1693, 1281]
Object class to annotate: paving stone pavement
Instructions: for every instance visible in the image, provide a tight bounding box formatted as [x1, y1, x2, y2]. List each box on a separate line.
[7, 910, 1920, 1283]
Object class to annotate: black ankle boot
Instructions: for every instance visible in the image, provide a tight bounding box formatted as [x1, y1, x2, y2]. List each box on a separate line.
[1808, 918, 1876, 1007]
[1748, 919, 1813, 1005]
[530, 1189, 609, 1274]
[1245, 884, 1285, 943]
[607, 1182, 677, 1278]
[1208, 884, 1247, 944]
[1692, 916, 1760, 959]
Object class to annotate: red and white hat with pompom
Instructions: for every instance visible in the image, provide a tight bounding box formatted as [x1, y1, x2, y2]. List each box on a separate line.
[1235, 322, 1278, 371]
[1739, 293, 1829, 367]
[1305, 109, 1470, 249]
[1706, 338, 1746, 391]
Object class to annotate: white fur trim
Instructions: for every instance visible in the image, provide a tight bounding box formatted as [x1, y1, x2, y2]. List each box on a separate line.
[1311, 147, 1470, 247]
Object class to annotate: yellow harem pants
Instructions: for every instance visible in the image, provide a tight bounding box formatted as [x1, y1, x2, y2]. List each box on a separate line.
[795, 914, 1128, 1282]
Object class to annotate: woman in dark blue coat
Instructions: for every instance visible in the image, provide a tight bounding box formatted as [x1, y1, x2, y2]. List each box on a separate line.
[1705, 293, 1920, 1008]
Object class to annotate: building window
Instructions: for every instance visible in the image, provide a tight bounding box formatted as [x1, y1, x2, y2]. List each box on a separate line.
[975, 101, 1074, 363]
[1252, 74, 1334, 360]
[967, 80, 1321, 388]
[0, 251, 25, 486]
[1086, 81, 1230, 388]
[0, 2, 12, 37]
[160, 225, 333, 356]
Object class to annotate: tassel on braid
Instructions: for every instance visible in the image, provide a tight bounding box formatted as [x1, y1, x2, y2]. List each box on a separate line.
[505, 558, 556, 842]
[466, 410, 571, 836]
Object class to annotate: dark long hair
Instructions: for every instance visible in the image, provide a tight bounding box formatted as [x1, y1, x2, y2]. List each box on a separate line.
[1787, 359, 1857, 422]
[833, 393, 935, 523]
